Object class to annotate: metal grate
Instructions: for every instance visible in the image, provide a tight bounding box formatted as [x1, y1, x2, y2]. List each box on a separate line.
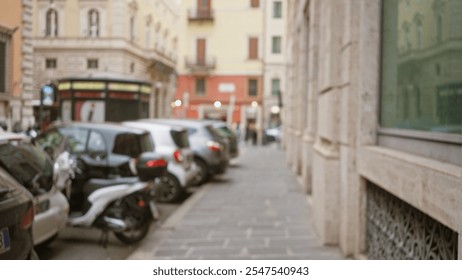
[366, 182, 458, 259]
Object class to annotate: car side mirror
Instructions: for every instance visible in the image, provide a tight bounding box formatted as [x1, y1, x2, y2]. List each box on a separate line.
[135, 152, 168, 182]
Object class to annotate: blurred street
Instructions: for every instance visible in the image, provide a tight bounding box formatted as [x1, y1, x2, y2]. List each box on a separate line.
[128, 143, 344, 260]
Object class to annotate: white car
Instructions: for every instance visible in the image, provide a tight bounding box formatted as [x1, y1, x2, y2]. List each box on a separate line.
[0, 132, 69, 246]
[123, 121, 198, 203]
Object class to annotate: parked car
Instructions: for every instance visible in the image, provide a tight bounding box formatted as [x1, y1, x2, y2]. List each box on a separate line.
[0, 132, 69, 247]
[146, 119, 229, 186]
[204, 120, 239, 159]
[123, 121, 198, 202]
[264, 126, 282, 143]
[0, 166, 36, 259]
[35, 122, 154, 212]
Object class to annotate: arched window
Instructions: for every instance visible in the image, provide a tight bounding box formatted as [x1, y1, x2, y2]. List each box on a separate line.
[88, 9, 100, 37]
[130, 15, 135, 42]
[46, 8, 58, 37]
[436, 14, 443, 42]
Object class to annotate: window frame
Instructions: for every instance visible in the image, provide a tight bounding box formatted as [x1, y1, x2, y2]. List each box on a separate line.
[377, 0, 462, 165]
[378, 0, 461, 145]
[88, 9, 100, 37]
[45, 8, 59, 37]
[248, 78, 258, 97]
[45, 58, 57, 69]
[272, 36, 282, 54]
[87, 58, 98, 69]
[273, 1, 282, 18]
[0, 38, 8, 93]
[195, 77, 206, 96]
[271, 78, 280, 96]
[250, 0, 260, 8]
[248, 37, 259, 60]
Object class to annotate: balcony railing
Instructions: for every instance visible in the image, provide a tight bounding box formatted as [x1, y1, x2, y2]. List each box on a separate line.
[188, 8, 214, 22]
[185, 56, 216, 73]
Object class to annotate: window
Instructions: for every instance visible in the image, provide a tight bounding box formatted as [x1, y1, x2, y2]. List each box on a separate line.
[195, 78, 206, 96]
[145, 21, 151, 48]
[250, 0, 259, 8]
[271, 78, 280, 96]
[272, 36, 282, 54]
[248, 79, 258, 96]
[0, 41, 6, 92]
[45, 8, 58, 37]
[88, 9, 100, 37]
[45, 58, 57, 69]
[130, 15, 136, 42]
[273, 1, 282, 18]
[87, 131, 106, 153]
[130, 62, 135, 73]
[249, 37, 258, 60]
[87, 59, 98, 69]
[380, 0, 461, 135]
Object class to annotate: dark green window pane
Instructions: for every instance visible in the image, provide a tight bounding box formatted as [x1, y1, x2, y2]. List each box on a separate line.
[380, 0, 462, 134]
[0, 41, 5, 92]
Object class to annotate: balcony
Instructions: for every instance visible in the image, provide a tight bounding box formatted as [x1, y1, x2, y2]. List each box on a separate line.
[188, 8, 214, 22]
[185, 56, 216, 74]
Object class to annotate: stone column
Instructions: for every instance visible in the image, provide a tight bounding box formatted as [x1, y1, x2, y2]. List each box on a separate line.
[311, 0, 343, 245]
[354, 0, 381, 257]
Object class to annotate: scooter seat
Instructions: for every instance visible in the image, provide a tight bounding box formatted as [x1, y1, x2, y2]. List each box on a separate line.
[83, 177, 140, 197]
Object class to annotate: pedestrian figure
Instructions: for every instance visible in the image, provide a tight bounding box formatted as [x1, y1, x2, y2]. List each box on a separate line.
[249, 122, 257, 146]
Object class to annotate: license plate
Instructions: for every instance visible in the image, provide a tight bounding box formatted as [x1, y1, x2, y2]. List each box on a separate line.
[0, 227, 11, 255]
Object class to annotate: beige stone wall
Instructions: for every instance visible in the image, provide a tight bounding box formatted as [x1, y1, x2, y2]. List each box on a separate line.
[285, 0, 462, 259]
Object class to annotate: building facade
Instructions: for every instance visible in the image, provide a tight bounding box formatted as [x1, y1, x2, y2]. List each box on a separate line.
[31, 0, 179, 124]
[173, 0, 265, 141]
[285, 0, 462, 259]
[262, 0, 287, 131]
[0, 0, 34, 130]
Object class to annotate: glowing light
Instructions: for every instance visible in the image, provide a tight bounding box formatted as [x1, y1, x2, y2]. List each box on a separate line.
[271, 106, 280, 114]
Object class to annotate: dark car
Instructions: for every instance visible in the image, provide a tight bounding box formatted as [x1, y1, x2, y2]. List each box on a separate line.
[146, 119, 229, 185]
[0, 166, 35, 260]
[35, 122, 154, 211]
[205, 120, 239, 159]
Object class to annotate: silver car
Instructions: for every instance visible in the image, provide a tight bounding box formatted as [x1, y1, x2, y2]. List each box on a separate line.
[123, 121, 197, 202]
[146, 119, 229, 186]
[0, 132, 69, 247]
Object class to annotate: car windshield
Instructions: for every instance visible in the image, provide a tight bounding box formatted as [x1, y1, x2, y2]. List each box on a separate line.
[0, 141, 53, 192]
[113, 132, 153, 158]
[205, 125, 223, 140]
[170, 129, 190, 148]
[215, 126, 234, 138]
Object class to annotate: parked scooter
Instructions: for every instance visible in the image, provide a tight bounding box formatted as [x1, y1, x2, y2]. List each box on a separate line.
[58, 152, 167, 246]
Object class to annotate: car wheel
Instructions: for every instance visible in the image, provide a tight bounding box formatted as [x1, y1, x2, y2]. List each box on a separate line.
[156, 173, 184, 203]
[192, 158, 209, 186]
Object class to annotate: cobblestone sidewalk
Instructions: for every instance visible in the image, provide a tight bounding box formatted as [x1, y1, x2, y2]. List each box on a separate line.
[128, 144, 344, 260]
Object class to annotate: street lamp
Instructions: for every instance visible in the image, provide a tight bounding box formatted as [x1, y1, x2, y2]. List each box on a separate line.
[214, 101, 222, 109]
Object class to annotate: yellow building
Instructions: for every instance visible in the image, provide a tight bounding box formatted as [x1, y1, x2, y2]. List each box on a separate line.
[173, 0, 265, 140]
[31, 0, 179, 125]
[0, 0, 34, 130]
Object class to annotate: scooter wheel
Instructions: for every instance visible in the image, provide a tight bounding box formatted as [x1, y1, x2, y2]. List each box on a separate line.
[114, 211, 151, 244]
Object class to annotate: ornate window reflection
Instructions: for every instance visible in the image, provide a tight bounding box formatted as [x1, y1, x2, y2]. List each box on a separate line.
[381, 0, 462, 135]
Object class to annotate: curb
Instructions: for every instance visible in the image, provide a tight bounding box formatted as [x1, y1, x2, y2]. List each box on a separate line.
[127, 183, 213, 259]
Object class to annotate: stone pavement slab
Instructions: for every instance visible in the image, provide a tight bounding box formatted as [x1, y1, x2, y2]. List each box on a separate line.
[128, 144, 345, 260]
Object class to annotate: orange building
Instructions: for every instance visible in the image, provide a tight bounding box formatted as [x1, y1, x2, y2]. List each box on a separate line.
[0, 0, 34, 130]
